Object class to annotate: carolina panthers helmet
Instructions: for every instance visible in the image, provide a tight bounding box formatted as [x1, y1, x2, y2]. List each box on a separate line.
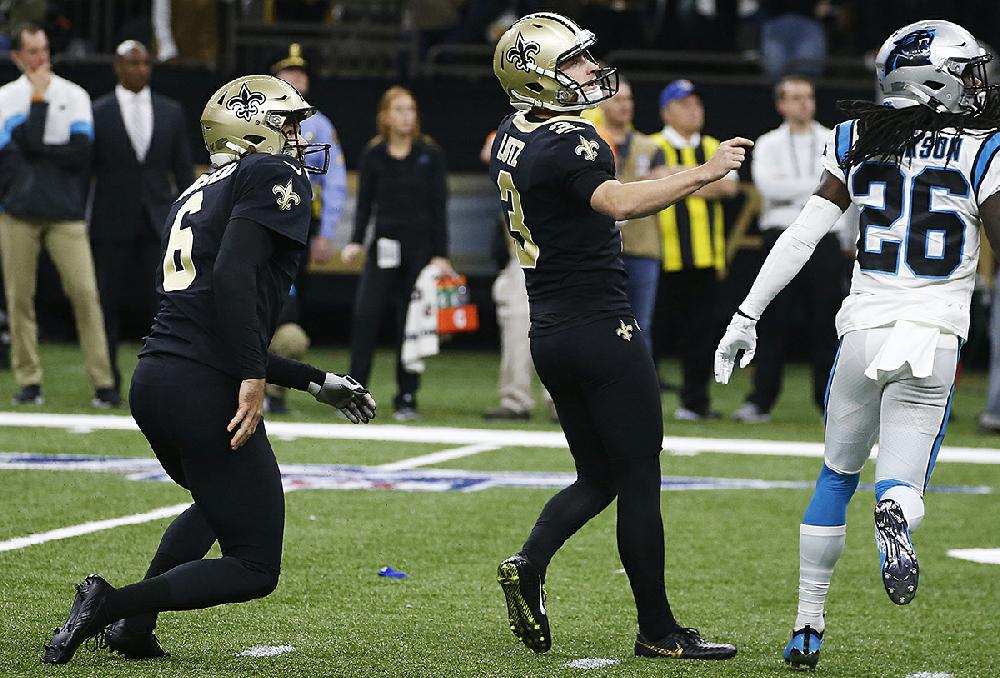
[493, 12, 618, 112]
[876, 20, 995, 114]
[201, 74, 330, 173]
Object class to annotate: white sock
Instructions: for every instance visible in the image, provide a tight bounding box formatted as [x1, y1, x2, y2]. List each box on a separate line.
[881, 485, 925, 531]
[794, 524, 847, 633]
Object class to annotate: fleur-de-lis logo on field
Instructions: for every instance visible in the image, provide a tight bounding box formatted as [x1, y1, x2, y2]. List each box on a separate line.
[272, 179, 301, 211]
[616, 319, 633, 341]
[506, 32, 540, 72]
[575, 135, 599, 162]
[226, 84, 266, 121]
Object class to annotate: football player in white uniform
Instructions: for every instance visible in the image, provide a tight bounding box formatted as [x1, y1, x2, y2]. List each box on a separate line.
[714, 20, 1000, 670]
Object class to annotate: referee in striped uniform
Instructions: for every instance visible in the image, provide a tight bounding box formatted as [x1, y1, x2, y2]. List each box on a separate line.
[652, 80, 738, 420]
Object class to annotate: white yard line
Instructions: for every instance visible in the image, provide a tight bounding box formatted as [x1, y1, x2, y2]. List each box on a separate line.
[946, 548, 1000, 565]
[0, 439, 500, 554]
[0, 503, 189, 553]
[3, 412, 1000, 464]
[375, 443, 499, 470]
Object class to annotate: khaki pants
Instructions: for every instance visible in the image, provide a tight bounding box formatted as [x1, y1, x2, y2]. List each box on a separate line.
[267, 322, 310, 398]
[492, 256, 552, 412]
[0, 214, 114, 388]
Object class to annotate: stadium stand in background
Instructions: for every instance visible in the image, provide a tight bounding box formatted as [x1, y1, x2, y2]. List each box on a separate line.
[1, 0, 999, 362]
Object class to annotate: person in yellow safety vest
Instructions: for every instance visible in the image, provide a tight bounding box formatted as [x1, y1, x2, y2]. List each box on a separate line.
[651, 79, 739, 421]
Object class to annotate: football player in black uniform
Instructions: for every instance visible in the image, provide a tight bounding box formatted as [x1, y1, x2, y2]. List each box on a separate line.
[490, 13, 750, 660]
[42, 75, 377, 665]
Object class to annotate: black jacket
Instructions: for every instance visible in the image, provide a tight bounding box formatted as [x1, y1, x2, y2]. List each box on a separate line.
[89, 91, 194, 242]
[351, 137, 448, 257]
[0, 100, 91, 221]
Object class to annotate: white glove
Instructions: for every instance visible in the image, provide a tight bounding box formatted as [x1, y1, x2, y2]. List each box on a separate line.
[714, 311, 758, 385]
[307, 373, 377, 424]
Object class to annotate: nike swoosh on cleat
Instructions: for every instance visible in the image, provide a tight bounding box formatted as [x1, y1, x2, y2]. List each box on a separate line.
[639, 640, 683, 658]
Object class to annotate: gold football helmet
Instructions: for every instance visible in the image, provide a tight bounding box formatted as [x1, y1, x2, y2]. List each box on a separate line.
[200, 74, 330, 173]
[493, 12, 617, 112]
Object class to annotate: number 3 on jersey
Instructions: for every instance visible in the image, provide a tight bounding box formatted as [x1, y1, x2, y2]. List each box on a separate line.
[853, 165, 968, 278]
[162, 191, 203, 291]
[496, 170, 539, 267]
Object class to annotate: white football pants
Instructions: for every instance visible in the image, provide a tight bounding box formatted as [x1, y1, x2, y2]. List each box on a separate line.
[823, 326, 959, 493]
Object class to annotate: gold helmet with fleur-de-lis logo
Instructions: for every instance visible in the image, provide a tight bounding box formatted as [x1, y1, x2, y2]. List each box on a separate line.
[493, 12, 618, 112]
[200, 74, 331, 174]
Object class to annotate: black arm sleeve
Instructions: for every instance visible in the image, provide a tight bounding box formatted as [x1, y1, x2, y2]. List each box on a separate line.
[266, 353, 325, 391]
[351, 145, 375, 244]
[429, 147, 449, 257]
[213, 217, 274, 380]
[10, 102, 90, 169]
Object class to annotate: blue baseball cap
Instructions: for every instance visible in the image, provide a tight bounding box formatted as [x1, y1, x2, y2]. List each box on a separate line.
[659, 79, 697, 108]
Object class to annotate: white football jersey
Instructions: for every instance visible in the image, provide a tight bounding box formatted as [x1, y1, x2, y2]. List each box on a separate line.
[822, 121, 1000, 338]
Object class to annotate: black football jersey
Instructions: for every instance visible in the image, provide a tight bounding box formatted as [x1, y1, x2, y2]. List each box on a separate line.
[488, 112, 631, 336]
[140, 153, 313, 377]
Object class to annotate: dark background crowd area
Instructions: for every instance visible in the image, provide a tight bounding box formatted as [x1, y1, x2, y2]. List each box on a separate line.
[1, 0, 998, 365]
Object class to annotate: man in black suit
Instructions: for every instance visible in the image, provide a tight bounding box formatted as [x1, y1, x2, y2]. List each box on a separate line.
[90, 40, 194, 392]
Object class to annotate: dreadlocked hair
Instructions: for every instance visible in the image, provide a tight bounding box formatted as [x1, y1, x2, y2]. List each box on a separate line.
[839, 94, 1000, 167]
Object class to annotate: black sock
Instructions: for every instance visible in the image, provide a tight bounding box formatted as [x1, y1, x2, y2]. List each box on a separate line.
[521, 460, 616, 576]
[116, 504, 217, 633]
[102, 577, 172, 626]
[615, 455, 678, 639]
[103, 557, 278, 622]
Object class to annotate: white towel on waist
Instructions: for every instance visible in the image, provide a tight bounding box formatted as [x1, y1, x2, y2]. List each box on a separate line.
[863, 320, 940, 380]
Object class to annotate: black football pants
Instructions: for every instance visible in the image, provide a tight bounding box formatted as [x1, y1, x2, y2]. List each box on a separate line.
[101, 355, 284, 630]
[747, 231, 845, 413]
[522, 316, 678, 640]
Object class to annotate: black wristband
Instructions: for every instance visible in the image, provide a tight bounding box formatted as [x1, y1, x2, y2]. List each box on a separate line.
[266, 354, 325, 392]
[736, 308, 758, 321]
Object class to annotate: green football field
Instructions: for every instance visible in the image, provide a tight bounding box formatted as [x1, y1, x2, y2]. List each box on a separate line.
[0, 344, 997, 677]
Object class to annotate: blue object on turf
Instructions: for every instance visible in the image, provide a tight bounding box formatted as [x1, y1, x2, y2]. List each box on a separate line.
[378, 566, 408, 579]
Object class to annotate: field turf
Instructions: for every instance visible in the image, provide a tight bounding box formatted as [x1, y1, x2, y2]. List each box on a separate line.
[0, 344, 996, 677]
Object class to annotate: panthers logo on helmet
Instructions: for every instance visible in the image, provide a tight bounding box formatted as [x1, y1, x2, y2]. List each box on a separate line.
[505, 32, 540, 72]
[885, 29, 935, 76]
[226, 83, 267, 121]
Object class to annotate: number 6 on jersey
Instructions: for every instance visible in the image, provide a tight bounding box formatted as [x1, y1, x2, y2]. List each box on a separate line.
[162, 191, 203, 291]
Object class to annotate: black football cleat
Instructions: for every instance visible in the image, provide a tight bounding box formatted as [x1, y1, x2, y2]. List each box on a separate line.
[874, 499, 919, 605]
[105, 620, 169, 659]
[42, 574, 113, 665]
[635, 628, 737, 660]
[497, 554, 551, 653]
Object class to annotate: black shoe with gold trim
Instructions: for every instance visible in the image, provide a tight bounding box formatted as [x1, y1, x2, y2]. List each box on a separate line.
[496, 554, 550, 653]
[635, 628, 737, 660]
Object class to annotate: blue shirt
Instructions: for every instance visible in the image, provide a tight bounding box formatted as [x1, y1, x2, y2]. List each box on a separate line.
[300, 110, 347, 240]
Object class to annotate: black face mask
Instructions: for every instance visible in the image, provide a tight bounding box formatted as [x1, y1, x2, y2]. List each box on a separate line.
[270, 109, 332, 175]
[960, 53, 999, 113]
